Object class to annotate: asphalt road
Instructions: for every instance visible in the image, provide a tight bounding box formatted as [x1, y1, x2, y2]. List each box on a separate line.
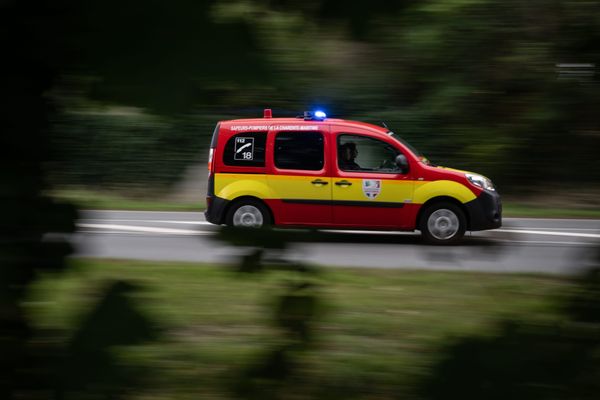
[70, 210, 600, 275]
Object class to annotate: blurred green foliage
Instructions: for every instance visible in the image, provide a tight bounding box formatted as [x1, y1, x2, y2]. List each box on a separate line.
[40, 0, 599, 194]
[50, 109, 217, 189]
[420, 259, 600, 400]
[2, 1, 159, 398]
[23, 257, 600, 400]
[4, 1, 598, 398]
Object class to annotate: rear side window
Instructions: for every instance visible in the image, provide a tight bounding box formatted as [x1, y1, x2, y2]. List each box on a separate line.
[274, 131, 324, 171]
[223, 132, 267, 167]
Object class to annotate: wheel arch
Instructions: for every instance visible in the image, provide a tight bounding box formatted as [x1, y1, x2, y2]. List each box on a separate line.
[223, 195, 275, 225]
[416, 196, 471, 231]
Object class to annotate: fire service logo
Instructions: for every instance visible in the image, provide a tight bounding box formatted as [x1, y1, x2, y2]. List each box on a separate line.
[362, 180, 381, 199]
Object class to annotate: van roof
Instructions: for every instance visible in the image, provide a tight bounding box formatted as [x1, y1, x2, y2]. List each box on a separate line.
[219, 118, 389, 136]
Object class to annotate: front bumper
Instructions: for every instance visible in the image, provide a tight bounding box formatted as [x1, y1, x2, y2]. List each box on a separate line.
[464, 190, 502, 231]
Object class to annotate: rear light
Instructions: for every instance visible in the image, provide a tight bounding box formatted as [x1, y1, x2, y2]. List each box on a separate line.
[207, 148, 215, 173]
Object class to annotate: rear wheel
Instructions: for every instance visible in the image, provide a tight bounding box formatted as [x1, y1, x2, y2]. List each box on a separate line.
[226, 199, 272, 228]
[420, 202, 466, 245]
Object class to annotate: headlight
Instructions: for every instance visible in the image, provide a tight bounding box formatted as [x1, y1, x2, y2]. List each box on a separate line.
[466, 173, 495, 191]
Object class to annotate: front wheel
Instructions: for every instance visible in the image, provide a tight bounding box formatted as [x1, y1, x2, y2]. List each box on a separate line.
[225, 199, 272, 228]
[419, 202, 466, 245]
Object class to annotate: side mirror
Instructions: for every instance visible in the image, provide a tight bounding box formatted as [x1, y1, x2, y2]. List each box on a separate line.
[395, 154, 409, 173]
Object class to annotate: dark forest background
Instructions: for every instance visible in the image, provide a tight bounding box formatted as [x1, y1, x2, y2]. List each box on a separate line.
[2, 1, 600, 399]
[7, 0, 596, 195]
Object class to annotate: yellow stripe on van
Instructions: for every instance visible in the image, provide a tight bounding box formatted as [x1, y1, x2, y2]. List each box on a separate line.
[413, 180, 476, 204]
[215, 173, 274, 200]
[266, 175, 332, 200]
[331, 178, 413, 203]
[215, 173, 477, 205]
[215, 173, 332, 201]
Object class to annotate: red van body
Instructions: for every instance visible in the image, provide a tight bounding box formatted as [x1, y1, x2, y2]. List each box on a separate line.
[205, 111, 501, 243]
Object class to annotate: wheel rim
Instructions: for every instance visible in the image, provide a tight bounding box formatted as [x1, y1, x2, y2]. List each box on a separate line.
[232, 205, 264, 228]
[427, 208, 460, 240]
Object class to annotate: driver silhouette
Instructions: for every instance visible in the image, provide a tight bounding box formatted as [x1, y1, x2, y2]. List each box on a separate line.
[339, 142, 360, 170]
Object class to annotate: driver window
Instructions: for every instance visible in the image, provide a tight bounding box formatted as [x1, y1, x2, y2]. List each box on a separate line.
[338, 134, 404, 173]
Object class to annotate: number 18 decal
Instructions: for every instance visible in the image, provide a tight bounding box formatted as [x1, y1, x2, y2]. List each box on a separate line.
[234, 137, 255, 161]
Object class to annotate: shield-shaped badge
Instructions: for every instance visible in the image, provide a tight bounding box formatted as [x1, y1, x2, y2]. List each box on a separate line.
[362, 179, 381, 199]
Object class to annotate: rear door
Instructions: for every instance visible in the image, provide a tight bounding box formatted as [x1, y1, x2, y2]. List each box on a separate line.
[266, 127, 332, 226]
[331, 129, 414, 228]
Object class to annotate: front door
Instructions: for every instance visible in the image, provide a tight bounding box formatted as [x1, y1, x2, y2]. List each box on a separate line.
[331, 132, 414, 228]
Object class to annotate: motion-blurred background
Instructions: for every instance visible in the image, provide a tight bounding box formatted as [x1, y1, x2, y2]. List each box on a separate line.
[2, 1, 600, 399]
[13, 0, 600, 207]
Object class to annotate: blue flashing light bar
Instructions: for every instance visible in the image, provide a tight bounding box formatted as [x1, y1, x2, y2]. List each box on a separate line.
[313, 110, 327, 120]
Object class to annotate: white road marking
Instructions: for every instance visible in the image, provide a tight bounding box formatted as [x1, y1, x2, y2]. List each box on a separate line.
[78, 231, 210, 237]
[495, 229, 600, 239]
[321, 229, 415, 235]
[85, 210, 205, 215]
[502, 227, 599, 231]
[77, 222, 600, 240]
[78, 223, 211, 235]
[155, 220, 212, 225]
[493, 239, 597, 246]
[503, 217, 599, 222]
[83, 220, 598, 233]
[82, 219, 212, 225]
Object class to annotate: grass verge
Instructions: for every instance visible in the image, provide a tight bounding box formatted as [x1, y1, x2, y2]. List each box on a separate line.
[27, 259, 575, 399]
[50, 188, 203, 211]
[501, 203, 600, 218]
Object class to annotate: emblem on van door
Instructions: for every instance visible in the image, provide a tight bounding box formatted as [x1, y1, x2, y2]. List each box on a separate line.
[234, 137, 254, 161]
[362, 180, 381, 199]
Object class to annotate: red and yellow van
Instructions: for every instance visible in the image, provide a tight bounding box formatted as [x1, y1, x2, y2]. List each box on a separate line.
[205, 110, 501, 244]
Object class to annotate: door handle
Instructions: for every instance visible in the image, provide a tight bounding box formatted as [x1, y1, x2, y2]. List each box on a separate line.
[335, 180, 352, 186]
[311, 179, 329, 185]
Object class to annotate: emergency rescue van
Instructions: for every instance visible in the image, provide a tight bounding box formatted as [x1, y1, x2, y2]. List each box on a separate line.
[205, 110, 501, 244]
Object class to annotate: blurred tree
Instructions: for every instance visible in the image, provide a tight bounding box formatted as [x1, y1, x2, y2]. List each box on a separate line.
[419, 249, 600, 400]
[56, 0, 270, 113]
[1, 0, 77, 397]
[61, 280, 160, 399]
[42, 0, 600, 194]
[215, 228, 322, 400]
[1, 2, 160, 398]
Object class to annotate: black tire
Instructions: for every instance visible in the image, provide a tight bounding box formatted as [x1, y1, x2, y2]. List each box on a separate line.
[419, 202, 466, 245]
[225, 199, 272, 228]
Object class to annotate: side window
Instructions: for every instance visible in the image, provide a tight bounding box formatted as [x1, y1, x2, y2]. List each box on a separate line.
[223, 132, 266, 167]
[274, 131, 324, 171]
[338, 134, 404, 173]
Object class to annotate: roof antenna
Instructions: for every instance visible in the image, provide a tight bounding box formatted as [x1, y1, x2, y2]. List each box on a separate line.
[381, 121, 389, 130]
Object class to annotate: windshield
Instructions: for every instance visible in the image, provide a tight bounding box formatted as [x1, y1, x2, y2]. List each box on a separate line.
[387, 132, 421, 156]
[388, 131, 436, 166]
[388, 131, 433, 165]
